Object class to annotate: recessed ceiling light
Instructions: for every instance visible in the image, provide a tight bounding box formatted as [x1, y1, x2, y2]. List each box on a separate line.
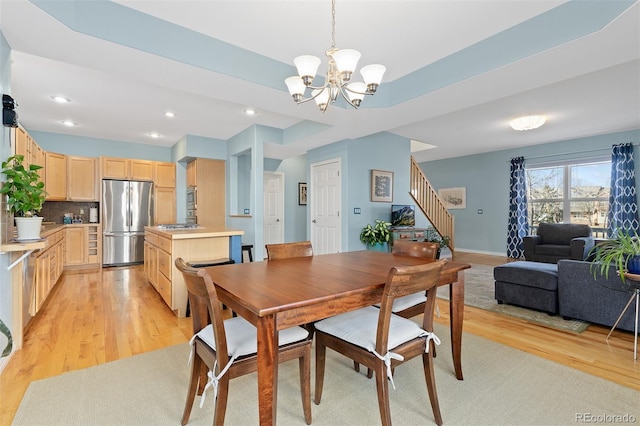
[52, 96, 71, 103]
[148, 132, 161, 138]
[510, 115, 546, 131]
[61, 120, 76, 127]
[244, 108, 257, 116]
[164, 111, 175, 118]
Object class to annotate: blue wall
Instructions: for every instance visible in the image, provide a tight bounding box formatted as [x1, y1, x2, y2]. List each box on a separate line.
[419, 129, 640, 255]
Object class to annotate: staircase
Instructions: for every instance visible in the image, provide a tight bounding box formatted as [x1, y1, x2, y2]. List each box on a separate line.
[409, 156, 455, 253]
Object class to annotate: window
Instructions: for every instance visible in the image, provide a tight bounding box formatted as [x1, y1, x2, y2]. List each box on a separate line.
[526, 161, 610, 237]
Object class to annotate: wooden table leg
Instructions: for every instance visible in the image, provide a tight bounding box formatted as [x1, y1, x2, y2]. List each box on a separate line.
[448, 273, 465, 380]
[256, 315, 278, 425]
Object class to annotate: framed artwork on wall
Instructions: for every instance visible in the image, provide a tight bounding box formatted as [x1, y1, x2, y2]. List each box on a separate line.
[298, 182, 307, 205]
[439, 187, 466, 209]
[370, 169, 393, 202]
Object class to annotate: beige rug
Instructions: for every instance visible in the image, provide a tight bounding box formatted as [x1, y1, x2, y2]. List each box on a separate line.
[14, 322, 638, 425]
[438, 263, 589, 333]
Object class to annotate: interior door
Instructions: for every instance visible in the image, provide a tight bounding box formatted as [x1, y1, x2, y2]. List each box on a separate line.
[310, 159, 341, 254]
[263, 172, 284, 247]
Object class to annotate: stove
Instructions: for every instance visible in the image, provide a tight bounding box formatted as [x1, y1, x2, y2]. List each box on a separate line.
[158, 223, 200, 230]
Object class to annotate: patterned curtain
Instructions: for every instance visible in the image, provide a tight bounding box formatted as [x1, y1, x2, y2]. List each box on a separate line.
[507, 156, 529, 258]
[607, 143, 639, 235]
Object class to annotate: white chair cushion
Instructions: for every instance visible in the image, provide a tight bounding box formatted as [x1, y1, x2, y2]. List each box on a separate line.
[314, 306, 426, 351]
[390, 292, 427, 313]
[196, 317, 309, 358]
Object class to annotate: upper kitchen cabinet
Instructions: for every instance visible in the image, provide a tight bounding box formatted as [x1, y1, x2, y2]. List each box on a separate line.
[15, 127, 45, 177]
[67, 156, 98, 201]
[101, 157, 154, 181]
[154, 162, 176, 188]
[45, 152, 67, 200]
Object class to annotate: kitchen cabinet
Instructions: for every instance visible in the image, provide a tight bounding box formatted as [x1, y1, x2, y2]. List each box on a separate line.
[130, 159, 154, 181]
[101, 157, 154, 181]
[155, 187, 176, 225]
[154, 161, 176, 188]
[33, 227, 65, 314]
[64, 224, 101, 268]
[15, 126, 46, 179]
[45, 152, 67, 200]
[186, 158, 225, 228]
[67, 156, 98, 201]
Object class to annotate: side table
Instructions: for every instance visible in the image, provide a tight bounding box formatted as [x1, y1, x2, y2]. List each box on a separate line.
[606, 271, 640, 360]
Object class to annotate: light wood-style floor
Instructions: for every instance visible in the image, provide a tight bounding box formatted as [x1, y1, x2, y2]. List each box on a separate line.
[1, 253, 638, 425]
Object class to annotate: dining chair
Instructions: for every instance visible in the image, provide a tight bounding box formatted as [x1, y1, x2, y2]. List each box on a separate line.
[265, 240, 314, 260]
[355, 239, 440, 377]
[175, 258, 312, 426]
[314, 259, 447, 426]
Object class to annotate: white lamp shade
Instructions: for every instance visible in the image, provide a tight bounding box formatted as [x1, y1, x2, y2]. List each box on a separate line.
[294, 55, 321, 78]
[360, 64, 386, 85]
[312, 88, 330, 107]
[346, 82, 366, 103]
[331, 49, 361, 73]
[285, 76, 306, 96]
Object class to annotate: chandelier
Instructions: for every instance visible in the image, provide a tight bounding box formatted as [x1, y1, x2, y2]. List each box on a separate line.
[284, 0, 386, 112]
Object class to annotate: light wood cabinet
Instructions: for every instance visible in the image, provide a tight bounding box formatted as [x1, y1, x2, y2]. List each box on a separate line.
[155, 187, 176, 225]
[130, 159, 154, 181]
[33, 228, 65, 314]
[64, 224, 101, 267]
[45, 152, 67, 200]
[154, 162, 176, 188]
[187, 159, 226, 228]
[15, 127, 45, 180]
[67, 156, 98, 201]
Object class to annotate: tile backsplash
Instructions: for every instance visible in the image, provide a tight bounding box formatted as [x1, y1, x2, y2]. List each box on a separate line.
[40, 201, 99, 224]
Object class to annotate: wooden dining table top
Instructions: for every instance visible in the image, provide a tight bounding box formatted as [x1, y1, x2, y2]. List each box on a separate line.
[204, 250, 470, 320]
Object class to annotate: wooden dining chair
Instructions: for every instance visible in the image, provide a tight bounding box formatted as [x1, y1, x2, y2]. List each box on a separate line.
[355, 239, 440, 377]
[314, 259, 447, 426]
[175, 258, 312, 426]
[265, 240, 314, 260]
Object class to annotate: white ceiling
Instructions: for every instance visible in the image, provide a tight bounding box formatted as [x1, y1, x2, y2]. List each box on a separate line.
[1, 0, 638, 162]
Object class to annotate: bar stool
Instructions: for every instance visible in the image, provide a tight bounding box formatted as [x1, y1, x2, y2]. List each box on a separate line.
[242, 244, 254, 263]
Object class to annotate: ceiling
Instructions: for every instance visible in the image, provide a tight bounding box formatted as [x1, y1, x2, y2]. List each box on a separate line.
[1, 0, 638, 162]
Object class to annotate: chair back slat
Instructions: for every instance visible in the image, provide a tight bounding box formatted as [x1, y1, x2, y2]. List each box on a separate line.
[265, 241, 313, 260]
[375, 260, 447, 354]
[175, 257, 230, 364]
[392, 240, 439, 260]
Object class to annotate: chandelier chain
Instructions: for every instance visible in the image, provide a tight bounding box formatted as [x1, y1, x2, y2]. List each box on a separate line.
[331, 0, 336, 48]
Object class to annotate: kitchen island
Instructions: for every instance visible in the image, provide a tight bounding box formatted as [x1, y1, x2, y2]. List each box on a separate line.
[143, 226, 244, 317]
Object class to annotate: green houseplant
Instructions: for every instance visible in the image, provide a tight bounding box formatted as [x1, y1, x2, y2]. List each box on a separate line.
[590, 229, 640, 280]
[360, 219, 391, 251]
[1, 154, 47, 241]
[426, 233, 451, 258]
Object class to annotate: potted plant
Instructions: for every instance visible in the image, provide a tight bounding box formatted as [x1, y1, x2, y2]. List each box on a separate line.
[1, 154, 47, 241]
[426, 234, 451, 258]
[360, 219, 391, 252]
[590, 229, 640, 280]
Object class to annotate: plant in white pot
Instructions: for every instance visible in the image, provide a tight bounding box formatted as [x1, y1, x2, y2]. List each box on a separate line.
[360, 219, 391, 252]
[1, 154, 47, 241]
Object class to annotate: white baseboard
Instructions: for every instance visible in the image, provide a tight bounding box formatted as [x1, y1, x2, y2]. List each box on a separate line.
[454, 247, 508, 257]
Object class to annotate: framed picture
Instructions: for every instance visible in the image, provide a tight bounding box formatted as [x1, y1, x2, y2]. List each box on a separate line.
[370, 169, 393, 202]
[298, 182, 307, 205]
[439, 187, 466, 209]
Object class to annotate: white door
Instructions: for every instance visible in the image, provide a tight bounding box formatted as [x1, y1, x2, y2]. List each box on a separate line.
[310, 159, 341, 254]
[263, 172, 284, 247]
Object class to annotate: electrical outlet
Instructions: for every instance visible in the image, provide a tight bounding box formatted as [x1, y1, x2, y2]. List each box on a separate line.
[80, 208, 85, 214]
[244, 209, 250, 214]
[477, 209, 483, 215]
[354, 208, 361, 214]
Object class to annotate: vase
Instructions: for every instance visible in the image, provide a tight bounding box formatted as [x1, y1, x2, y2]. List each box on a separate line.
[627, 255, 640, 275]
[367, 242, 388, 252]
[15, 216, 44, 241]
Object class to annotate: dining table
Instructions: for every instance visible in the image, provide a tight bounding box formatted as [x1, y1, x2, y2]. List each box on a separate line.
[204, 250, 471, 425]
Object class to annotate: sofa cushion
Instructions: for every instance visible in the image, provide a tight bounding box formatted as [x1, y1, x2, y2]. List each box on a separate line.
[535, 245, 571, 257]
[537, 223, 592, 245]
[494, 261, 558, 291]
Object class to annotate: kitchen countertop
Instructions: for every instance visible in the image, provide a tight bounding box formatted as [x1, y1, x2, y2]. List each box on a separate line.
[145, 226, 243, 240]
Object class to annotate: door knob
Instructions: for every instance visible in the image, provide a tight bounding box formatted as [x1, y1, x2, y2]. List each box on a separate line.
[276, 219, 280, 222]
[312, 219, 317, 223]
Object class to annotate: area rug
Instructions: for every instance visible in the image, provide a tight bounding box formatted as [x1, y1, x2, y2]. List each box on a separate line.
[13, 323, 638, 425]
[437, 263, 590, 333]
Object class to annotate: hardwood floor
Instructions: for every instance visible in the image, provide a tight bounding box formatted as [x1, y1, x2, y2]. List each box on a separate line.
[1, 253, 638, 425]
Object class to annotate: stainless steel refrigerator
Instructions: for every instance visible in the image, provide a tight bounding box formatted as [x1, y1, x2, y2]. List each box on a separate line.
[102, 179, 154, 266]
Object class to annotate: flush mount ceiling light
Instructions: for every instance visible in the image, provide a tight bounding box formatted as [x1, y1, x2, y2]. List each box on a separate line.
[510, 115, 546, 131]
[52, 96, 70, 103]
[284, 0, 385, 112]
[61, 120, 76, 127]
[164, 111, 175, 118]
[244, 108, 257, 116]
[148, 132, 160, 138]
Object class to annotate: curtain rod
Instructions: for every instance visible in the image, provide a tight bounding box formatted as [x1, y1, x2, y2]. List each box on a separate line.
[522, 142, 639, 161]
